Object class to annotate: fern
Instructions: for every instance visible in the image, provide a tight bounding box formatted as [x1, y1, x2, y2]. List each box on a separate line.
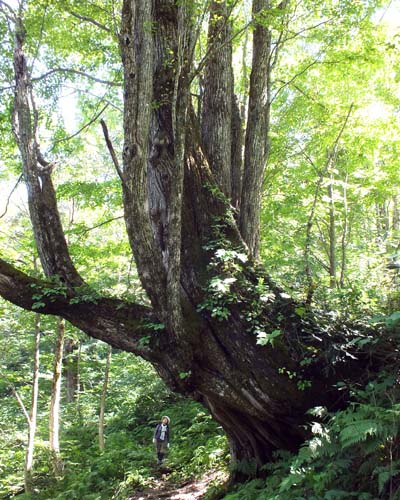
[339, 419, 382, 448]
[220, 375, 400, 500]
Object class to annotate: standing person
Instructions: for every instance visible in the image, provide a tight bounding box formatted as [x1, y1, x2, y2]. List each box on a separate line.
[153, 416, 170, 465]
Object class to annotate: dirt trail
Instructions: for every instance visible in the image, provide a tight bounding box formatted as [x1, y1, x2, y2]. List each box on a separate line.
[127, 469, 226, 500]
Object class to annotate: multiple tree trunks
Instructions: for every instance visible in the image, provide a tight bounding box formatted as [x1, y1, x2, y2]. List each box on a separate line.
[0, 0, 389, 476]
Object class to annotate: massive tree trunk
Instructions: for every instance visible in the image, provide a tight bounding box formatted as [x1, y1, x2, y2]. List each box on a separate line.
[0, 0, 393, 478]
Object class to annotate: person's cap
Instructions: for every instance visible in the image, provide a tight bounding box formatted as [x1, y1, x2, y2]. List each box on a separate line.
[162, 415, 170, 424]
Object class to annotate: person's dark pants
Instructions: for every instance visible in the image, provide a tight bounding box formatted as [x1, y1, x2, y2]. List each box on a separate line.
[155, 439, 168, 464]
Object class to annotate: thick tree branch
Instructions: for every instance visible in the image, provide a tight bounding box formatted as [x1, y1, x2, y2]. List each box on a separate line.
[165, 3, 196, 338]
[120, 0, 167, 314]
[0, 258, 158, 358]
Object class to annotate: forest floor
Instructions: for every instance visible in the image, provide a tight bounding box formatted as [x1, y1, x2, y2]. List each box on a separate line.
[127, 468, 227, 500]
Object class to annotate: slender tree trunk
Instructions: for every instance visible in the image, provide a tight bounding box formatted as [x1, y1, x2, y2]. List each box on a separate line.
[340, 171, 349, 288]
[393, 196, 399, 232]
[64, 337, 79, 403]
[231, 2, 250, 210]
[383, 202, 390, 234]
[76, 342, 82, 412]
[240, 1, 251, 118]
[376, 203, 381, 241]
[49, 318, 65, 476]
[239, 0, 272, 257]
[304, 157, 326, 304]
[99, 345, 112, 451]
[328, 171, 337, 288]
[24, 311, 40, 493]
[376, 202, 390, 250]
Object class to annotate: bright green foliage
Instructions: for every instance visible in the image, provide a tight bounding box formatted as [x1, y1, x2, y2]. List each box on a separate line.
[1, 0, 400, 498]
[260, 1, 400, 314]
[0, 307, 228, 499]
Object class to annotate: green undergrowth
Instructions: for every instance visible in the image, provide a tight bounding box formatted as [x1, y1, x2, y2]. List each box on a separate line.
[4, 399, 228, 500]
[220, 373, 399, 500]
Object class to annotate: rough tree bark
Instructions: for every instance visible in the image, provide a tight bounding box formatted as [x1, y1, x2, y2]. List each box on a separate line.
[201, 0, 234, 198]
[0, 0, 393, 478]
[239, 0, 272, 257]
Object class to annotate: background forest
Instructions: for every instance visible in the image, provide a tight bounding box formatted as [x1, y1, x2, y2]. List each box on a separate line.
[0, 0, 399, 499]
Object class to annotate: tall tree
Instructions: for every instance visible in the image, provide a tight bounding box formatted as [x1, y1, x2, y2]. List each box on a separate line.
[0, 0, 395, 476]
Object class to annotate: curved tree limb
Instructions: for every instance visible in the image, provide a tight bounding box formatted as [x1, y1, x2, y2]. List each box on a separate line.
[0, 0, 16, 22]
[0, 258, 158, 358]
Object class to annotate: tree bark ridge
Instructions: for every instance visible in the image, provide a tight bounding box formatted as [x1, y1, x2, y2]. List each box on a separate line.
[201, 0, 234, 198]
[239, 0, 272, 256]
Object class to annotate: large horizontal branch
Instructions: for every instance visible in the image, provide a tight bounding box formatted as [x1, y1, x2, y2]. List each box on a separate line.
[0, 258, 160, 359]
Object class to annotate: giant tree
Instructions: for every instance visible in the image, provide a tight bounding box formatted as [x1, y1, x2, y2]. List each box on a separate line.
[0, 0, 394, 475]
